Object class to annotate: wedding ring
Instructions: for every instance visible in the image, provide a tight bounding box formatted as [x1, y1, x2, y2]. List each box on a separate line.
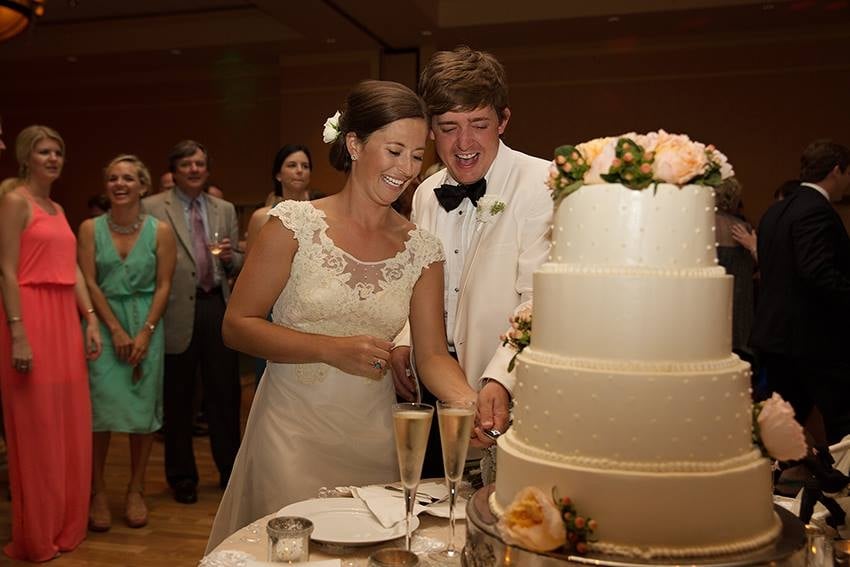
[372, 360, 383, 370]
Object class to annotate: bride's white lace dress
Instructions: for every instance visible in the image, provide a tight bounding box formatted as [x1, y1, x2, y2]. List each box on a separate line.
[206, 201, 444, 551]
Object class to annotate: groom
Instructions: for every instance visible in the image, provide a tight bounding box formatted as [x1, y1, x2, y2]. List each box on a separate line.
[391, 46, 553, 477]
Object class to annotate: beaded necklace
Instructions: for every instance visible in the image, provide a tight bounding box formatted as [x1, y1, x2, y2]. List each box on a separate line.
[107, 212, 144, 235]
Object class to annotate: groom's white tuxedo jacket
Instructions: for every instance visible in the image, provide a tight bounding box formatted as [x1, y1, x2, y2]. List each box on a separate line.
[406, 140, 552, 393]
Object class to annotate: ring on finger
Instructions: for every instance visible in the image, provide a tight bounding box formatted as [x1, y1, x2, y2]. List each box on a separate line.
[372, 360, 384, 370]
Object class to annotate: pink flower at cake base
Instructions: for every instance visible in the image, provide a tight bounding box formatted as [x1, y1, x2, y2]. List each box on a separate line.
[498, 486, 567, 552]
[652, 133, 709, 185]
[757, 393, 807, 462]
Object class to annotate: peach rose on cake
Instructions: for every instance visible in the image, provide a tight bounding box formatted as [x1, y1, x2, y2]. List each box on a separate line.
[498, 486, 567, 552]
[582, 138, 618, 184]
[652, 133, 709, 185]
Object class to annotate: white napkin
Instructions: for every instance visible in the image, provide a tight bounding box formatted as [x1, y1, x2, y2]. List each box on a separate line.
[351, 484, 450, 529]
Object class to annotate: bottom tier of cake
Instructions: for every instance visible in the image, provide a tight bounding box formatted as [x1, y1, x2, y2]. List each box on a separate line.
[494, 432, 781, 559]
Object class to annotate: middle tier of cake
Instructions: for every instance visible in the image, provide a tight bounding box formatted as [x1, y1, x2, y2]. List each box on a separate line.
[511, 349, 754, 463]
[532, 264, 732, 361]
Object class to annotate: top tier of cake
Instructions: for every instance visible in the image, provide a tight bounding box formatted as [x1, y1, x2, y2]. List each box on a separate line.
[550, 183, 719, 271]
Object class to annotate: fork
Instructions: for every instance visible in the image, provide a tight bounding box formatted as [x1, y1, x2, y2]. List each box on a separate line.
[383, 485, 444, 504]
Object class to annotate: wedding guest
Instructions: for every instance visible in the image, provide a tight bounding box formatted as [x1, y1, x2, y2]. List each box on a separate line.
[158, 172, 175, 194]
[390, 46, 553, 477]
[206, 80, 476, 550]
[750, 140, 850, 445]
[142, 141, 243, 505]
[87, 193, 110, 217]
[78, 155, 176, 531]
[245, 144, 312, 255]
[205, 183, 224, 199]
[0, 125, 102, 561]
[731, 179, 802, 261]
[714, 177, 755, 362]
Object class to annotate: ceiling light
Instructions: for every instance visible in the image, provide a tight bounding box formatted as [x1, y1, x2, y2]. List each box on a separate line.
[0, 0, 45, 43]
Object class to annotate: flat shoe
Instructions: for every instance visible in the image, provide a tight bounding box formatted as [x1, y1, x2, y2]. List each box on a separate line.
[88, 492, 111, 532]
[125, 490, 148, 528]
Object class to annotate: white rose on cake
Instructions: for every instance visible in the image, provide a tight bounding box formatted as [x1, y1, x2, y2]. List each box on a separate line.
[756, 393, 807, 462]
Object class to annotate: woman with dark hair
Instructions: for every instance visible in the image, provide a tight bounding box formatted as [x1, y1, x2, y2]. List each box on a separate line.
[206, 80, 476, 549]
[0, 125, 102, 561]
[244, 144, 312, 256]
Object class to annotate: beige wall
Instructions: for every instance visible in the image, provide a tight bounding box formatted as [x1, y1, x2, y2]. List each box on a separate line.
[1, 25, 848, 231]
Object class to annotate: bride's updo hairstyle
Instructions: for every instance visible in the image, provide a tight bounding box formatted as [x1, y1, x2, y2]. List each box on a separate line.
[329, 80, 426, 172]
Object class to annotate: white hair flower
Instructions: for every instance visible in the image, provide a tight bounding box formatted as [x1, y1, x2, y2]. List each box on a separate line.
[322, 110, 342, 144]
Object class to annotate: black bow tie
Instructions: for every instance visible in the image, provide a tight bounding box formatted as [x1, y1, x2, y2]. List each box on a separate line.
[434, 178, 487, 212]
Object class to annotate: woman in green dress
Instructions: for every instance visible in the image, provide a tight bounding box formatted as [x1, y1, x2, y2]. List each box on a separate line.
[78, 155, 176, 531]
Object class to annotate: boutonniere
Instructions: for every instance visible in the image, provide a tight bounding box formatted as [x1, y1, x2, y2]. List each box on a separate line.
[476, 195, 506, 223]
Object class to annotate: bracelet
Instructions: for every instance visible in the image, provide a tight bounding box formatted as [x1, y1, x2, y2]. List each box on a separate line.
[7, 316, 22, 323]
[144, 321, 156, 332]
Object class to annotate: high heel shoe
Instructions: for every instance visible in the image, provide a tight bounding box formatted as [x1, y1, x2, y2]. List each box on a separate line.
[125, 490, 148, 528]
[88, 492, 111, 532]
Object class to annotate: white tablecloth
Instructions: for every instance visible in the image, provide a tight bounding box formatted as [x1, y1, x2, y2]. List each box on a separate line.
[208, 506, 465, 566]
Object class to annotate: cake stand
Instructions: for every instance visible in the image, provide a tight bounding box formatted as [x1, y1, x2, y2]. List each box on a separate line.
[462, 485, 806, 566]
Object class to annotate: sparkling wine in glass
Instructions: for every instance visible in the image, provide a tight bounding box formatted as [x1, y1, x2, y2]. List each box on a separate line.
[431, 399, 475, 564]
[208, 231, 223, 256]
[392, 402, 433, 552]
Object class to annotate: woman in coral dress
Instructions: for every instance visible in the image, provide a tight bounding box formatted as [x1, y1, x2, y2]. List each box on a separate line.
[0, 125, 102, 562]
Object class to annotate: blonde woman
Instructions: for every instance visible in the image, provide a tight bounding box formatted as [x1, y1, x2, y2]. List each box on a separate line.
[0, 125, 102, 561]
[78, 155, 176, 531]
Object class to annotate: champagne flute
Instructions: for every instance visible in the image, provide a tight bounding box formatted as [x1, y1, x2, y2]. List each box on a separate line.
[208, 231, 223, 256]
[430, 399, 475, 564]
[392, 402, 433, 552]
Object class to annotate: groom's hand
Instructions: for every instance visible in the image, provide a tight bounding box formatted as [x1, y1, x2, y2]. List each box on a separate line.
[389, 346, 417, 401]
[474, 379, 510, 447]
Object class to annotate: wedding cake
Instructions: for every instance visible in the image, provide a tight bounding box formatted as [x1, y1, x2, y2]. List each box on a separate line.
[492, 132, 781, 559]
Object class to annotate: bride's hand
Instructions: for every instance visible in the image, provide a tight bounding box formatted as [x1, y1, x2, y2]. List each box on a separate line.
[326, 335, 394, 380]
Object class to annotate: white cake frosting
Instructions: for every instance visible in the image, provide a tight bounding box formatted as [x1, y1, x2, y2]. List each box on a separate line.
[494, 183, 779, 558]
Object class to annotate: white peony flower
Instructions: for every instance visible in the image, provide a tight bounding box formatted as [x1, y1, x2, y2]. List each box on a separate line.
[709, 147, 735, 179]
[757, 393, 807, 462]
[652, 133, 708, 185]
[322, 110, 342, 144]
[498, 486, 566, 552]
[575, 136, 613, 169]
[583, 138, 618, 184]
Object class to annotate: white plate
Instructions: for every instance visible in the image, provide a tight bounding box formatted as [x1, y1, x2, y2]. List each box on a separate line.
[277, 498, 419, 546]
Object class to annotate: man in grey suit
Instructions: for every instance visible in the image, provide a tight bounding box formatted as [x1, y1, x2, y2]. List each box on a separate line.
[143, 140, 243, 503]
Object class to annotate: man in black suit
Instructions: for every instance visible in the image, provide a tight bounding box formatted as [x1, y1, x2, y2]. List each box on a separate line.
[751, 139, 850, 444]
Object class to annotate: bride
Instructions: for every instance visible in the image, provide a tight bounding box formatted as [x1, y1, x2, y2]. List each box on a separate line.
[206, 80, 477, 550]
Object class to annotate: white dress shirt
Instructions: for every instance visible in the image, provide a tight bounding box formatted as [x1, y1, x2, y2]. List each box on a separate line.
[433, 180, 484, 347]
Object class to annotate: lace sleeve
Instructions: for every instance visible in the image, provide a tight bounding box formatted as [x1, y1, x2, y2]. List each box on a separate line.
[267, 201, 324, 243]
[409, 228, 446, 272]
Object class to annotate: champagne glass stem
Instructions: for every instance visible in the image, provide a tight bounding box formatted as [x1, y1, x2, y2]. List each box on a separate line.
[403, 485, 417, 551]
[446, 478, 459, 553]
